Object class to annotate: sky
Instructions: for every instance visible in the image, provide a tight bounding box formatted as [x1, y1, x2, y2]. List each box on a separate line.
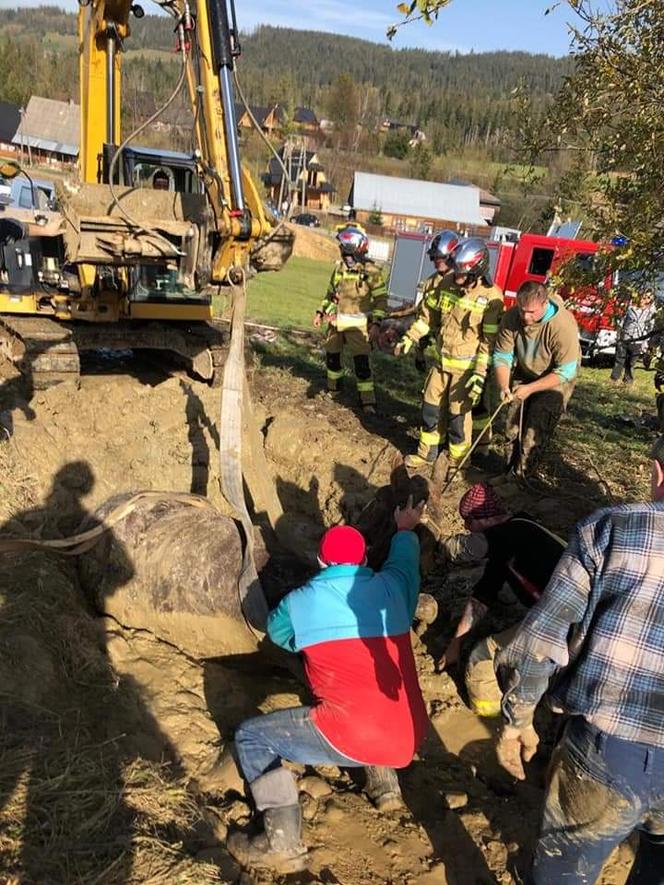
[1, 0, 575, 57]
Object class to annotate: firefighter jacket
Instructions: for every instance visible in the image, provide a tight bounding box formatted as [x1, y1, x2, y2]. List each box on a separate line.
[406, 273, 504, 377]
[493, 295, 580, 393]
[318, 259, 387, 333]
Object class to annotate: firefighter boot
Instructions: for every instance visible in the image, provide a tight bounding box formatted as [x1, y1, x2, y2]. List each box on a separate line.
[405, 429, 440, 470]
[445, 456, 465, 483]
[364, 766, 404, 813]
[326, 352, 344, 397]
[354, 354, 377, 413]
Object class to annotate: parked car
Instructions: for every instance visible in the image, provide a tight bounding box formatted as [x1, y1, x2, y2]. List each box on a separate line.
[291, 212, 320, 228]
[7, 176, 57, 211]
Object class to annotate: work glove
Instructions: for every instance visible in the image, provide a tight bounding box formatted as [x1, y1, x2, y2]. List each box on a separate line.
[465, 372, 485, 406]
[394, 336, 414, 357]
[496, 723, 540, 780]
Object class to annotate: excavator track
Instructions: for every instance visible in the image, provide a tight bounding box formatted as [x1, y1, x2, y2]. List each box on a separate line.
[0, 316, 81, 390]
[0, 316, 232, 390]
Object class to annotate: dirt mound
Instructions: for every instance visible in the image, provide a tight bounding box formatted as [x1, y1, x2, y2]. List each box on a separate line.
[286, 221, 339, 262]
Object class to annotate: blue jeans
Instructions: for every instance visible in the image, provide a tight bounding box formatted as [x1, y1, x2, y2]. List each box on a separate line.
[234, 706, 363, 785]
[531, 717, 664, 885]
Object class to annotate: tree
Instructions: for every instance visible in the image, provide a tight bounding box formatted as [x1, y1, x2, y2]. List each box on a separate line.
[383, 130, 410, 160]
[515, 0, 664, 290]
[325, 73, 360, 152]
[368, 203, 384, 225]
[392, 0, 664, 286]
[408, 143, 432, 179]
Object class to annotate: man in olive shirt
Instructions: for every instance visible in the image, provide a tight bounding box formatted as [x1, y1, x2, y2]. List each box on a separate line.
[493, 281, 580, 476]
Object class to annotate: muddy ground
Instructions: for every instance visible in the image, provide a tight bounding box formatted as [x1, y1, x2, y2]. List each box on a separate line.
[0, 344, 634, 885]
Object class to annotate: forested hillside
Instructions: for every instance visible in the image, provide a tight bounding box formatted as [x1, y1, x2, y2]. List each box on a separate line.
[0, 6, 568, 157]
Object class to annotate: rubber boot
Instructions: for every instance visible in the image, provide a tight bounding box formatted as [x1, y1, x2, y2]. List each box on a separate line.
[227, 805, 308, 873]
[404, 447, 437, 470]
[364, 766, 404, 812]
[445, 456, 464, 482]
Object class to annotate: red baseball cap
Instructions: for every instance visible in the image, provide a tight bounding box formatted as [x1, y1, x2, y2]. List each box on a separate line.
[318, 526, 367, 566]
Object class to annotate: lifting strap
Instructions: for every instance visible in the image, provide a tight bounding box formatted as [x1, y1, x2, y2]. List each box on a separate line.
[219, 273, 269, 633]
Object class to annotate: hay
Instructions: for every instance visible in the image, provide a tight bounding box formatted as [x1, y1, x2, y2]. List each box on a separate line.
[0, 442, 38, 527]
[0, 552, 228, 884]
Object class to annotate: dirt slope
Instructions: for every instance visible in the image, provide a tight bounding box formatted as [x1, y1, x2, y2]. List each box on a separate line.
[0, 356, 632, 885]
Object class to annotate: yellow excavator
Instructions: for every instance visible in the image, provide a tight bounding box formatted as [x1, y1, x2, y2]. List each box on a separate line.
[0, 0, 292, 389]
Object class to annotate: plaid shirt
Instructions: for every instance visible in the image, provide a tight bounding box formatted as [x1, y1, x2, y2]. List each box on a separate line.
[496, 502, 664, 747]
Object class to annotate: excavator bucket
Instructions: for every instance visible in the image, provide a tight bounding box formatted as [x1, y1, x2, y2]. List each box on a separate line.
[57, 182, 213, 289]
[250, 224, 295, 274]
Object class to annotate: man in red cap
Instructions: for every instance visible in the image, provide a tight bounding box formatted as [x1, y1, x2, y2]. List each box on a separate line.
[438, 483, 566, 717]
[228, 498, 427, 873]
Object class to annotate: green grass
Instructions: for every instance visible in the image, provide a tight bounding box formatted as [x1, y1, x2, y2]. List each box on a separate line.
[246, 256, 330, 329]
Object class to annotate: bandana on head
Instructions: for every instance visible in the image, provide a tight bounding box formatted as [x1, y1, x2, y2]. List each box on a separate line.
[459, 483, 507, 524]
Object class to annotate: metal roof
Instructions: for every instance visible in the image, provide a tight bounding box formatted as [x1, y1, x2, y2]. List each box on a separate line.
[12, 96, 79, 153]
[351, 171, 488, 227]
[13, 135, 78, 157]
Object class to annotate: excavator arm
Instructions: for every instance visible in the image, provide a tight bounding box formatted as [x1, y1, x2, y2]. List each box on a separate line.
[75, 0, 285, 284]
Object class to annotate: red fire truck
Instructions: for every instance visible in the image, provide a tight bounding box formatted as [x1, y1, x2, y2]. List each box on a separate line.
[387, 230, 619, 358]
[487, 233, 618, 357]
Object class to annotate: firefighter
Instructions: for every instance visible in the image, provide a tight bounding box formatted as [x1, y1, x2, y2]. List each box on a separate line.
[494, 280, 580, 476]
[396, 238, 504, 475]
[313, 224, 387, 414]
[393, 229, 460, 372]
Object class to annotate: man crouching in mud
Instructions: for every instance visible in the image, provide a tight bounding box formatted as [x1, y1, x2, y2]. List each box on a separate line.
[228, 498, 428, 873]
[494, 436, 664, 884]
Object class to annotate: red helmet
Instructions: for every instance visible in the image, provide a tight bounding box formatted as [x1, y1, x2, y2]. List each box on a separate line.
[336, 224, 369, 260]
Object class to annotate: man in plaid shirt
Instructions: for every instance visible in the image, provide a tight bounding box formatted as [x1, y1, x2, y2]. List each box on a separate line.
[495, 436, 664, 884]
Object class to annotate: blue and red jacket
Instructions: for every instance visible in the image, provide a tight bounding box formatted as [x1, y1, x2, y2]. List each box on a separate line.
[267, 531, 428, 768]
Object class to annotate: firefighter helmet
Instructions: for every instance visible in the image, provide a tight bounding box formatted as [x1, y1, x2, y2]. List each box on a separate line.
[336, 224, 369, 260]
[427, 229, 460, 263]
[451, 238, 490, 280]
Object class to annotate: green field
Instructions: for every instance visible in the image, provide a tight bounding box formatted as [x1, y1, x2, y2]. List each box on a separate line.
[246, 256, 330, 329]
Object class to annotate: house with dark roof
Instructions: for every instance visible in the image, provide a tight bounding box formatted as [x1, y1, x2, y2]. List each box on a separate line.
[0, 101, 21, 154]
[236, 104, 285, 135]
[263, 143, 335, 210]
[293, 106, 319, 136]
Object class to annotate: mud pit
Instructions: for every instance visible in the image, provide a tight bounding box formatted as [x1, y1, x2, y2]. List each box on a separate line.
[0, 355, 633, 884]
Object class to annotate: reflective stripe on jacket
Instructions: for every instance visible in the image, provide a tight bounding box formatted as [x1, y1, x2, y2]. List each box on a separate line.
[407, 272, 504, 376]
[319, 259, 387, 320]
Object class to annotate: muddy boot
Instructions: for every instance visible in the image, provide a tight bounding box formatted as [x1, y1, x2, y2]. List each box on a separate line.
[404, 452, 435, 470]
[445, 456, 465, 483]
[364, 766, 404, 812]
[227, 804, 308, 873]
